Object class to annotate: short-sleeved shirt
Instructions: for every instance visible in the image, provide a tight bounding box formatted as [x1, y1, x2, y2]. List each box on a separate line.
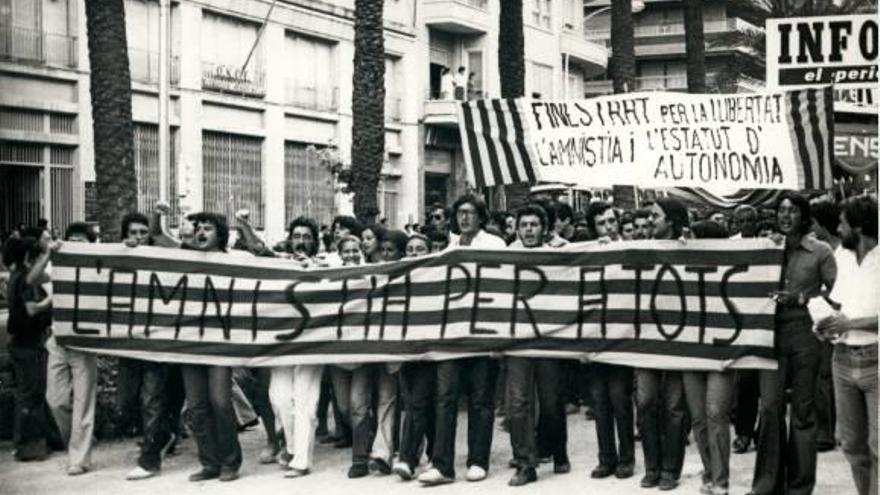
[6, 270, 51, 348]
[778, 235, 836, 320]
[829, 245, 878, 346]
[447, 229, 506, 249]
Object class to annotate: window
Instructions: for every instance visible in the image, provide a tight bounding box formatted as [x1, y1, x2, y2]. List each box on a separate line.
[284, 141, 335, 227]
[284, 32, 336, 111]
[201, 11, 264, 96]
[378, 176, 399, 227]
[385, 56, 401, 121]
[133, 123, 179, 225]
[203, 131, 263, 228]
[531, 0, 552, 29]
[125, 0, 180, 84]
[0, 0, 77, 67]
[530, 62, 554, 99]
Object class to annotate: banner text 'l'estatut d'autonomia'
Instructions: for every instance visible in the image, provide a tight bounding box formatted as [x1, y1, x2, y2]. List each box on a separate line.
[52, 241, 783, 371]
[458, 88, 833, 191]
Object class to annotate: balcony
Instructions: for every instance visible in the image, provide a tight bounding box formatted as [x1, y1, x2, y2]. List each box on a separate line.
[284, 81, 338, 112]
[583, 73, 762, 95]
[0, 26, 77, 68]
[560, 24, 608, 77]
[423, 89, 485, 127]
[585, 17, 761, 41]
[201, 61, 266, 98]
[129, 48, 180, 86]
[422, 0, 490, 34]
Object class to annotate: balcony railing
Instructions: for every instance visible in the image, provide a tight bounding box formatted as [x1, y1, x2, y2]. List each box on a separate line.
[427, 0, 488, 10]
[585, 18, 756, 40]
[0, 26, 77, 68]
[202, 61, 266, 97]
[129, 48, 180, 85]
[284, 81, 338, 112]
[386, 96, 401, 122]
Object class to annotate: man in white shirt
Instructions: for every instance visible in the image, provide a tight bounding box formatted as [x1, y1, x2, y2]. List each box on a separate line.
[453, 66, 468, 101]
[816, 195, 878, 495]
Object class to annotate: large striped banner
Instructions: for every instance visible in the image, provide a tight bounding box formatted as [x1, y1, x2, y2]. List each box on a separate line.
[458, 87, 833, 191]
[51, 241, 783, 370]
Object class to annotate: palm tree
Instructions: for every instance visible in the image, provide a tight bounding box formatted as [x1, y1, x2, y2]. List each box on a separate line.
[610, 0, 636, 94]
[85, 0, 137, 241]
[683, 0, 707, 93]
[712, 0, 875, 92]
[496, 0, 527, 208]
[350, 0, 385, 225]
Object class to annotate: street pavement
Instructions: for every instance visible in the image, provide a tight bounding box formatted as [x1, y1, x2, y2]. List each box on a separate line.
[0, 409, 857, 495]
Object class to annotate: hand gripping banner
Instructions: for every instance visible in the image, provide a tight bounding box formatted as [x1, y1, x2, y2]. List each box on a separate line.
[52, 240, 784, 370]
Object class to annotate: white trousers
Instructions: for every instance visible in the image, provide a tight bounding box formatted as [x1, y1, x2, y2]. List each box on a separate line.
[45, 335, 96, 470]
[269, 364, 323, 471]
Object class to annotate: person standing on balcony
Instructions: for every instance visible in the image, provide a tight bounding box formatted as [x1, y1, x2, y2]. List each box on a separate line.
[453, 66, 467, 101]
[440, 67, 454, 100]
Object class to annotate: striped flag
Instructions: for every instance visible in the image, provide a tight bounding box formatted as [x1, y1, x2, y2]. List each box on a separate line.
[457, 88, 834, 192]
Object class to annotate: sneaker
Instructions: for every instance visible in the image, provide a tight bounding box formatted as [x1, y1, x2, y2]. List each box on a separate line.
[368, 458, 392, 475]
[508, 467, 537, 487]
[259, 446, 279, 464]
[465, 465, 488, 482]
[67, 465, 89, 476]
[284, 468, 310, 478]
[348, 462, 369, 478]
[188, 469, 220, 482]
[126, 466, 158, 481]
[219, 469, 239, 482]
[417, 467, 454, 485]
[392, 461, 413, 481]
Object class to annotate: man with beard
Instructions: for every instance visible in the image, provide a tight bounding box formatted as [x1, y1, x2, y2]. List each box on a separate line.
[816, 196, 878, 495]
[748, 193, 836, 495]
[505, 203, 570, 487]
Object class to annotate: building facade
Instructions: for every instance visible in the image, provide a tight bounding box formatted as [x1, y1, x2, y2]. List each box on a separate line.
[0, 0, 607, 240]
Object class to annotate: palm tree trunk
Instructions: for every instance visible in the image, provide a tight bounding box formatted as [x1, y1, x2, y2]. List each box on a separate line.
[610, 0, 636, 94]
[351, 0, 385, 225]
[496, 0, 526, 209]
[684, 0, 708, 93]
[85, 0, 136, 241]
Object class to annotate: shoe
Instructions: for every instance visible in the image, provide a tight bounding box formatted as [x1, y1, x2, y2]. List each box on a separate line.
[237, 418, 259, 432]
[333, 437, 353, 449]
[466, 465, 488, 482]
[658, 474, 678, 491]
[368, 458, 392, 475]
[392, 461, 413, 481]
[553, 460, 571, 474]
[640, 471, 660, 488]
[348, 462, 369, 478]
[732, 435, 750, 454]
[284, 468, 310, 478]
[126, 466, 158, 480]
[319, 435, 341, 445]
[188, 469, 220, 482]
[590, 464, 616, 479]
[417, 468, 454, 485]
[700, 481, 715, 494]
[259, 446, 278, 464]
[219, 469, 239, 482]
[277, 451, 293, 469]
[508, 467, 537, 487]
[67, 465, 89, 476]
[508, 458, 522, 469]
[614, 462, 635, 479]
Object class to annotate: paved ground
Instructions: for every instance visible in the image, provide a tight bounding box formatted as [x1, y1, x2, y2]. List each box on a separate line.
[0, 411, 856, 495]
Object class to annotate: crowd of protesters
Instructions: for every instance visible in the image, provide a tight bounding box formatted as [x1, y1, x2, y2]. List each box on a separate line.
[1, 189, 877, 495]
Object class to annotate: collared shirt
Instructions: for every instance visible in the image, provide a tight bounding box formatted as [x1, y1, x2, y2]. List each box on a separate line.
[779, 235, 836, 320]
[447, 229, 506, 249]
[829, 245, 878, 346]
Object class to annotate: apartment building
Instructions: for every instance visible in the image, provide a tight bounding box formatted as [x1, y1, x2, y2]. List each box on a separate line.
[0, 0, 606, 238]
[581, 0, 764, 95]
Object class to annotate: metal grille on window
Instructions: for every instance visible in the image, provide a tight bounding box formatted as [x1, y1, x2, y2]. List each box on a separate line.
[51, 166, 73, 234]
[0, 107, 43, 132]
[0, 165, 41, 233]
[133, 123, 179, 225]
[203, 131, 263, 229]
[284, 142, 334, 227]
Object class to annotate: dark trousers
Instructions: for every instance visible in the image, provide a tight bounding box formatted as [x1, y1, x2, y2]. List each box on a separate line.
[117, 358, 143, 435]
[9, 343, 55, 459]
[506, 357, 568, 468]
[751, 319, 820, 495]
[683, 371, 734, 489]
[734, 369, 760, 438]
[398, 362, 436, 470]
[815, 340, 836, 449]
[166, 364, 185, 437]
[136, 361, 172, 471]
[589, 363, 634, 468]
[432, 357, 498, 478]
[235, 368, 278, 448]
[637, 369, 687, 478]
[181, 365, 242, 473]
